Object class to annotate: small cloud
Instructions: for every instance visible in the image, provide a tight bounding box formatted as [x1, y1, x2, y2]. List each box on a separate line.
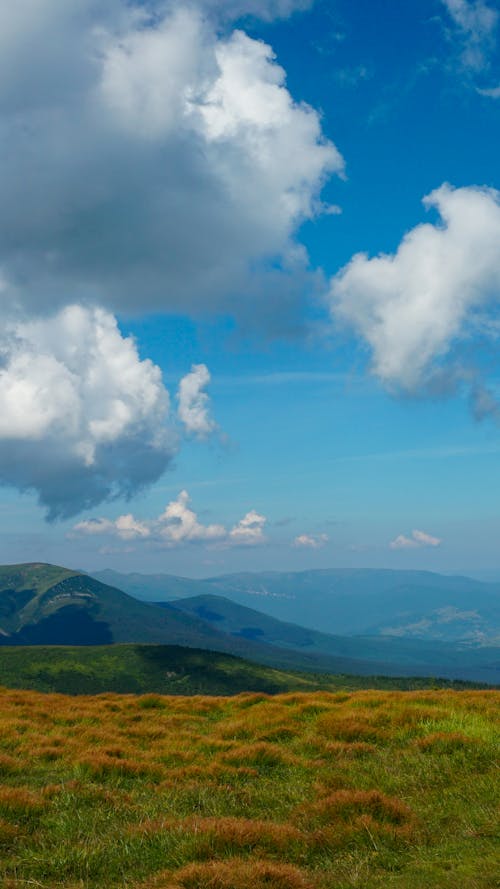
[293, 533, 328, 549]
[177, 364, 217, 439]
[335, 64, 372, 87]
[477, 83, 500, 97]
[72, 490, 267, 549]
[440, 0, 498, 73]
[390, 529, 442, 550]
[157, 490, 226, 544]
[73, 514, 150, 541]
[229, 510, 267, 546]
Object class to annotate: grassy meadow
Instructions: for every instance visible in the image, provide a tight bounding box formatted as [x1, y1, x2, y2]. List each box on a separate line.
[0, 686, 498, 889]
[0, 644, 488, 696]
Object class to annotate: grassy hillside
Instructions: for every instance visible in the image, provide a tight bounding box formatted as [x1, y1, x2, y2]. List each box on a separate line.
[169, 594, 500, 685]
[0, 686, 497, 888]
[0, 564, 361, 674]
[0, 566, 233, 648]
[0, 563, 499, 683]
[0, 644, 485, 696]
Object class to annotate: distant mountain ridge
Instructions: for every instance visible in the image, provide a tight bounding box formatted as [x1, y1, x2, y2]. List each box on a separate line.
[92, 567, 500, 645]
[0, 563, 498, 684]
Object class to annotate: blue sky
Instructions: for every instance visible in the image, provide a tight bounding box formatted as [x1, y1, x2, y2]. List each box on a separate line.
[1, 0, 500, 577]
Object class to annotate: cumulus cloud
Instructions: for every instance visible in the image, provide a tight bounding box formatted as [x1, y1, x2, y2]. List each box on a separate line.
[441, 0, 498, 72]
[74, 514, 151, 540]
[0, 1, 341, 322]
[293, 533, 328, 549]
[389, 529, 442, 550]
[0, 305, 177, 519]
[73, 490, 267, 547]
[229, 510, 267, 545]
[158, 490, 226, 544]
[177, 364, 216, 438]
[330, 184, 500, 392]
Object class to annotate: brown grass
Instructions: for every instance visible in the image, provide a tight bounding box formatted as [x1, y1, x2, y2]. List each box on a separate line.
[0, 786, 45, 815]
[297, 789, 414, 827]
[415, 731, 476, 752]
[132, 815, 305, 855]
[220, 742, 297, 768]
[141, 858, 316, 889]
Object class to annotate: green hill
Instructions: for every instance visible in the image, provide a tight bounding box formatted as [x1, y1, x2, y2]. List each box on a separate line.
[0, 563, 498, 683]
[170, 593, 500, 684]
[0, 643, 484, 695]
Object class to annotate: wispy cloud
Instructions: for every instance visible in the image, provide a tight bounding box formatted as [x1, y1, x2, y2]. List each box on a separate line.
[389, 529, 442, 550]
[477, 83, 500, 97]
[441, 0, 498, 73]
[293, 533, 328, 549]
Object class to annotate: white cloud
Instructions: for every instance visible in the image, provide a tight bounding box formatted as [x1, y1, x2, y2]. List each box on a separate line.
[441, 0, 498, 72]
[229, 509, 267, 546]
[330, 184, 500, 391]
[74, 514, 150, 540]
[72, 490, 267, 547]
[177, 364, 216, 438]
[390, 529, 442, 550]
[158, 490, 226, 544]
[0, 305, 176, 519]
[293, 533, 328, 549]
[412, 529, 442, 547]
[0, 2, 342, 324]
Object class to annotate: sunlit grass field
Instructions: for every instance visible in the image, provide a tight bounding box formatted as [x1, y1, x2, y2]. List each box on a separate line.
[0, 687, 498, 888]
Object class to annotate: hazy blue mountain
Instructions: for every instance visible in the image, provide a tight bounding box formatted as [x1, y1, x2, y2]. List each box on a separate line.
[92, 568, 500, 644]
[91, 569, 199, 601]
[169, 593, 500, 684]
[0, 563, 498, 683]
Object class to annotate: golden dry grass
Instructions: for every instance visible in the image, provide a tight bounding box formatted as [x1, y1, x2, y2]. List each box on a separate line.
[0, 686, 497, 888]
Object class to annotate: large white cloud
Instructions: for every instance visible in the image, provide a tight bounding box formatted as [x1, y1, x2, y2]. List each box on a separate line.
[0, 306, 220, 519]
[0, 0, 333, 516]
[330, 184, 500, 391]
[73, 490, 267, 547]
[0, 1, 341, 322]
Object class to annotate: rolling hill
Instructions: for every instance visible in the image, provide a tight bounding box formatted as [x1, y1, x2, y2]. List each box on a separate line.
[93, 567, 500, 644]
[169, 593, 500, 684]
[0, 563, 499, 683]
[0, 643, 483, 695]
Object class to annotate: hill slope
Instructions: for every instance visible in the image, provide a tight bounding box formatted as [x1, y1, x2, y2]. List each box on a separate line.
[170, 593, 500, 684]
[0, 644, 483, 695]
[1, 564, 499, 683]
[94, 567, 500, 644]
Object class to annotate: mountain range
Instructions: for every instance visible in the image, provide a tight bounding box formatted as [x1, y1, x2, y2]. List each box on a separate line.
[93, 567, 500, 644]
[0, 562, 498, 684]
